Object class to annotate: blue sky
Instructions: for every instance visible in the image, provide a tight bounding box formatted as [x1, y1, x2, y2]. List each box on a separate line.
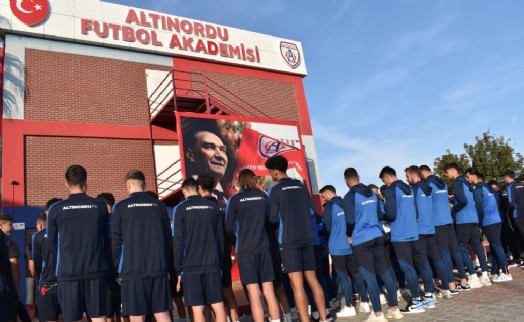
[113, 0, 524, 194]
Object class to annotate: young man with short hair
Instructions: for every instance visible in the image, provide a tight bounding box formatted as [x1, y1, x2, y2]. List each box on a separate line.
[343, 168, 402, 322]
[197, 173, 240, 322]
[444, 162, 489, 287]
[47, 165, 110, 322]
[505, 170, 524, 265]
[173, 178, 227, 322]
[419, 165, 470, 292]
[467, 170, 511, 282]
[265, 156, 327, 322]
[405, 166, 452, 300]
[112, 171, 173, 321]
[319, 184, 369, 317]
[380, 166, 426, 314]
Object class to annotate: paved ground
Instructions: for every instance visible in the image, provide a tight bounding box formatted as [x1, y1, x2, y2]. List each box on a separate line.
[334, 266, 524, 322]
[25, 267, 524, 321]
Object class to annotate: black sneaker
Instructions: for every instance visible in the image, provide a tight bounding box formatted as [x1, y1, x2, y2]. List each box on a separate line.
[456, 284, 472, 292]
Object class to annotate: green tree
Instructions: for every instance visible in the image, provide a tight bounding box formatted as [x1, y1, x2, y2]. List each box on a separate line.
[433, 131, 524, 183]
[464, 130, 524, 181]
[433, 150, 471, 184]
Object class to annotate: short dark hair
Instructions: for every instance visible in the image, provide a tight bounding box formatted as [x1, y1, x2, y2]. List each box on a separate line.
[344, 168, 359, 179]
[405, 165, 421, 178]
[319, 185, 336, 194]
[45, 198, 62, 211]
[488, 180, 499, 187]
[467, 168, 483, 178]
[181, 178, 199, 191]
[237, 169, 257, 190]
[443, 162, 460, 172]
[465, 167, 474, 175]
[517, 174, 524, 182]
[265, 155, 288, 173]
[197, 173, 215, 192]
[0, 213, 14, 223]
[502, 169, 515, 178]
[125, 170, 146, 182]
[379, 166, 396, 179]
[65, 165, 87, 187]
[367, 184, 379, 190]
[419, 165, 432, 173]
[37, 212, 47, 224]
[379, 185, 387, 196]
[96, 193, 115, 207]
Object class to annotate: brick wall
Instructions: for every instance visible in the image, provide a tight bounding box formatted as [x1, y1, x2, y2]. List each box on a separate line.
[25, 136, 155, 206]
[191, 70, 300, 122]
[24, 49, 169, 126]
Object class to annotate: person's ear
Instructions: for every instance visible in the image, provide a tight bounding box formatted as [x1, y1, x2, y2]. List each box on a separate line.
[186, 148, 195, 162]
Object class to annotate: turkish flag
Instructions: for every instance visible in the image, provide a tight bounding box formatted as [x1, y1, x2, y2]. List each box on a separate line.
[234, 126, 310, 189]
[10, 0, 49, 27]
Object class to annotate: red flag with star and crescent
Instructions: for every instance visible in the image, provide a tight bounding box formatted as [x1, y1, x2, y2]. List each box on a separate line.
[10, 0, 49, 27]
[234, 126, 311, 190]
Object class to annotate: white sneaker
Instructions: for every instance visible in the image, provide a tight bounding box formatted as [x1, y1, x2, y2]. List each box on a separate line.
[380, 293, 388, 304]
[468, 274, 483, 288]
[359, 302, 371, 313]
[385, 308, 404, 319]
[481, 276, 492, 286]
[492, 273, 513, 282]
[364, 312, 388, 322]
[336, 306, 357, 318]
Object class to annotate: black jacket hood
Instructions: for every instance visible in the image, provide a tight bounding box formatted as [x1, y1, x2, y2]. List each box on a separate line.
[391, 180, 412, 195]
[427, 175, 446, 190]
[351, 183, 374, 198]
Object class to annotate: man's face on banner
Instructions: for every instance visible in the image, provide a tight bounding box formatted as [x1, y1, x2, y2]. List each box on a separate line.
[187, 131, 228, 181]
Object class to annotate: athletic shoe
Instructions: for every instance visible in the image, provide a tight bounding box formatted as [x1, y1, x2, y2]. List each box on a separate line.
[290, 311, 300, 321]
[468, 275, 483, 289]
[364, 312, 388, 322]
[326, 312, 333, 322]
[455, 284, 472, 292]
[490, 274, 498, 281]
[518, 262, 524, 269]
[380, 293, 388, 305]
[401, 299, 426, 314]
[492, 273, 513, 282]
[423, 296, 436, 309]
[435, 291, 443, 298]
[449, 288, 459, 295]
[359, 302, 371, 313]
[385, 308, 405, 319]
[441, 290, 453, 299]
[481, 276, 492, 286]
[336, 306, 357, 318]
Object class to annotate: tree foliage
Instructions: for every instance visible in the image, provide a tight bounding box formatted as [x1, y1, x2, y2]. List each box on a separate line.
[433, 150, 471, 184]
[434, 130, 524, 182]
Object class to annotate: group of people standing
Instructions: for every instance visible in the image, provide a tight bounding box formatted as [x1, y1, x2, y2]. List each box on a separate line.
[1, 157, 523, 322]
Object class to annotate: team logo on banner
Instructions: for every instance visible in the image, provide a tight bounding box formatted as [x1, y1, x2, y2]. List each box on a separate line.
[10, 0, 50, 27]
[258, 135, 298, 158]
[280, 41, 301, 68]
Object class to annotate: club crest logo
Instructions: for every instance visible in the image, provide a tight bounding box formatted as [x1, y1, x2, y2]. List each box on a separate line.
[10, 0, 50, 27]
[258, 135, 298, 158]
[280, 41, 301, 69]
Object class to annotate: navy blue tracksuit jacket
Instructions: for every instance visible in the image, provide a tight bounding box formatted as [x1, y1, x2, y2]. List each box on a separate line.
[47, 193, 110, 281]
[172, 195, 224, 275]
[267, 178, 315, 250]
[225, 189, 270, 256]
[112, 192, 172, 280]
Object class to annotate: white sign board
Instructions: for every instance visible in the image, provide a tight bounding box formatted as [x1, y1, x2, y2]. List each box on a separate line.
[13, 222, 25, 230]
[0, 0, 307, 75]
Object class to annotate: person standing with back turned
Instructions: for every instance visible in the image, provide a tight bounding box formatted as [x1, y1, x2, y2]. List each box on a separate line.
[265, 155, 327, 322]
[112, 170, 173, 321]
[47, 165, 110, 322]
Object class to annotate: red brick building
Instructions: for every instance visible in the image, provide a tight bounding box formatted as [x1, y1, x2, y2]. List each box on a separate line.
[0, 0, 321, 210]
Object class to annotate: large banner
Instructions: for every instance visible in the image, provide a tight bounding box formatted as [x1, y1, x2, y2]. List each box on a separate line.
[177, 113, 310, 206]
[177, 113, 310, 280]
